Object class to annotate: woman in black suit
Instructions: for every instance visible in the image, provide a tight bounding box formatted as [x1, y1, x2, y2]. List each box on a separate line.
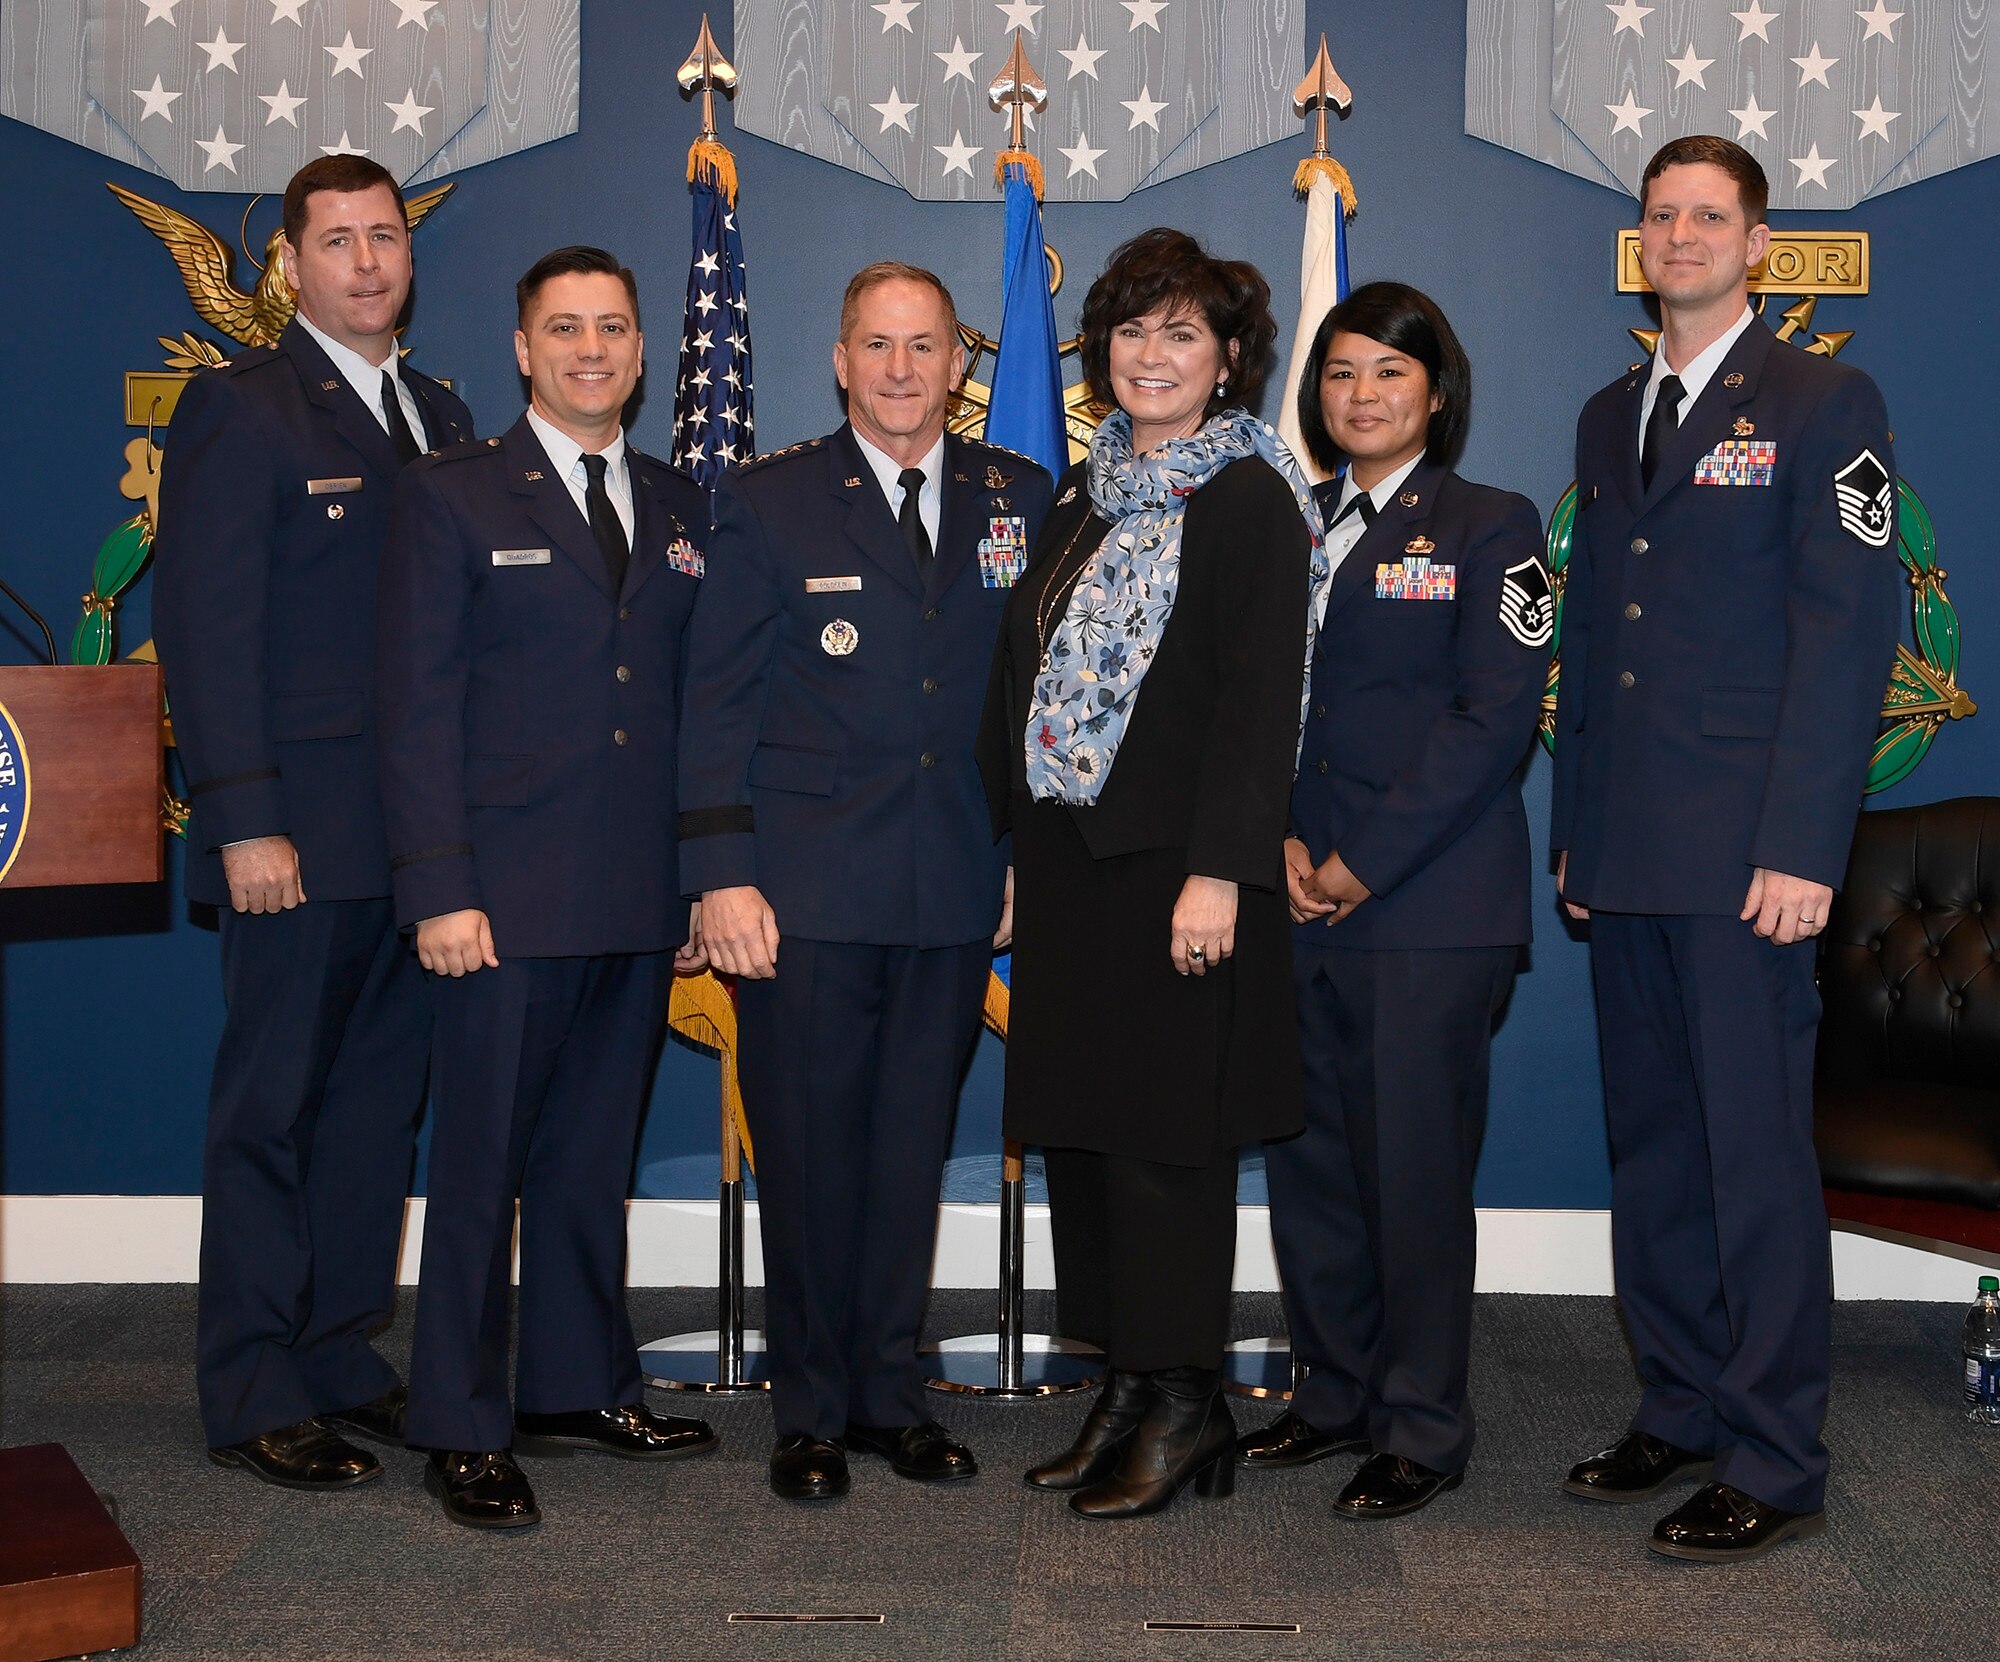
[1236, 282, 1550, 1518]
[976, 228, 1324, 1520]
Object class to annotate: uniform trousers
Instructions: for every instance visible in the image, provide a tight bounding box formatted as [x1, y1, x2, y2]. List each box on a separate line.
[404, 951, 668, 1453]
[1590, 912, 1830, 1513]
[735, 937, 992, 1442]
[197, 897, 428, 1446]
[1266, 944, 1515, 1475]
[1042, 1146, 1239, 1372]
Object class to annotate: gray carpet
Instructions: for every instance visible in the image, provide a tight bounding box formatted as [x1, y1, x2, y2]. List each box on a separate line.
[3, 1287, 1996, 1660]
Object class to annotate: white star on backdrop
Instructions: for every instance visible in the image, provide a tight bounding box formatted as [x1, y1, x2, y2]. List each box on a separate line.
[1060, 130, 1105, 176]
[199, 28, 243, 72]
[1732, 3, 1777, 44]
[326, 32, 373, 79]
[873, 1, 918, 33]
[995, 1, 1042, 33]
[1730, 96, 1775, 139]
[1059, 34, 1104, 79]
[1122, 86, 1167, 130]
[259, 80, 307, 125]
[1606, 90, 1652, 134]
[1605, 1, 1652, 39]
[196, 124, 242, 172]
[935, 130, 980, 177]
[321, 131, 368, 155]
[390, 0, 440, 28]
[1790, 143, 1837, 187]
[1666, 46, 1713, 89]
[141, 0, 182, 25]
[1853, 96, 1900, 139]
[1856, 3, 1903, 43]
[133, 74, 180, 122]
[267, 0, 308, 21]
[935, 38, 980, 83]
[1121, 1, 1167, 29]
[871, 87, 919, 134]
[384, 89, 433, 134]
[1792, 44, 1839, 88]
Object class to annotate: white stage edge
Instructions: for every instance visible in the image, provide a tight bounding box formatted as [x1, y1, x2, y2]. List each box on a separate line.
[3, 1196, 1995, 1300]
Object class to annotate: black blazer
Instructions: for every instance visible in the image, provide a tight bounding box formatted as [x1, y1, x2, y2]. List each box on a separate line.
[978, 455, 1312, 889]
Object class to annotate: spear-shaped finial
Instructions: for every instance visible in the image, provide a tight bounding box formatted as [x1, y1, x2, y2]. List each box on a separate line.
[1291, 34, 1357, 213]
[989, 31, 1048, 197]
[677, 14, 742, 201]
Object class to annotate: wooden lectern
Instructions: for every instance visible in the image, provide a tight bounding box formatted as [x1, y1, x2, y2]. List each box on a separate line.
[0, 662, 159, 1658]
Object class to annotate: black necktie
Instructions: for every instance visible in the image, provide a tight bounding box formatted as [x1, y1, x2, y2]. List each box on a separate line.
[897, 466, 933, 570]
[1640, 373, 1684, 491]
[380, 370, 420, 466]
[582, 452, 630, 595]
[1334, 491, 1376, 529]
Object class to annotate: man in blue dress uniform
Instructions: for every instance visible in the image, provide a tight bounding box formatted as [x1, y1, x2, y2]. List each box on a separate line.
[1551, 137, 1902, 1562]
[375, 247, 718, 1529]
[153, 155, 473, 1489]
[680, 262, 1052, 1500]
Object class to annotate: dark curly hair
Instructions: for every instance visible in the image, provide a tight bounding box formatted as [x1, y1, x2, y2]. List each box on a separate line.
[1293, 281, 1472, 474]
[1078, 228, 1278, 421]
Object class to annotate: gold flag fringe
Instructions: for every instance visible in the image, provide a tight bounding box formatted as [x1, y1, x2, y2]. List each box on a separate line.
[687, 134, 739, 206]
[1293, 155, 1358, 216]
[994, 149, 1045, 200]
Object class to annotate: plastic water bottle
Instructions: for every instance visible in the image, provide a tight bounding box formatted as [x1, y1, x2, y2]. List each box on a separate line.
[1964, 1275, 2000, 1425]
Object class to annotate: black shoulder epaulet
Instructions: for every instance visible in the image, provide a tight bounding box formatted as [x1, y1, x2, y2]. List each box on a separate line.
[420, 435, 497, 466]
[737, 436, 823, 474]
[214, 344, 282, 378]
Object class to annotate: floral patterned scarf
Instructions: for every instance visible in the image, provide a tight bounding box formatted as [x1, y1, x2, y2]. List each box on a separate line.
[1024, 407, 1328, 804]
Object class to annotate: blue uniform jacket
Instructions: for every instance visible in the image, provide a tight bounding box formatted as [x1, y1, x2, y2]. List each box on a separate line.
[678, 424, 1052, 948]
[1292, 461, 1549, 950]
[373, 415, 708, 958]
[1550, 321, 1902, 914]
[152, 320, 473, 906]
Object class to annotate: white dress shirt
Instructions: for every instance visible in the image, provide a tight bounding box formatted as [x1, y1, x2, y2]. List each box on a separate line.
[1325, 450, 1426, 574]
[1638, 304, 1756, 456]
[294, 312, 428, 450]
[853, 429, 944, 551]
[526, 406, 636, 545]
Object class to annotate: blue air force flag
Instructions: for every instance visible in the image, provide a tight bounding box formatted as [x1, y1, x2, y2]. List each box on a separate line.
[982, 162, 1067, 481]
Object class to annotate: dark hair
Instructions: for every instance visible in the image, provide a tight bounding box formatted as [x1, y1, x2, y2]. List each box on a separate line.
[516, 245, 642, 329]
[281, 155, 408, 250]
[1293, 281, 1472, 473]
[1639, 134, 1769, 226]
[1078, 228, 1278, 419]
[839, 261, 959, 341]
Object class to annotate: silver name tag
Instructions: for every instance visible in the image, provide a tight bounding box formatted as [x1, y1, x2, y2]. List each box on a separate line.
[805, 575, 863, 593]
[307, 477, 364, 495]
[491, 548, 552, 566]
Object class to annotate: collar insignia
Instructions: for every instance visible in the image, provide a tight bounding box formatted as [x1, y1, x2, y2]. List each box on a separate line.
[954, 472, 970, 483]
[321, 379, 341, 391]
[1724, 371, 1745, 388]
[1405, 536, 1436, 555]
[524, 470, 544, 481]
[985, 464, 1012, 489]
[844, 475, 864, 488]
[1733, 417, 1755, 437]
[1400, 491, 1420, 507]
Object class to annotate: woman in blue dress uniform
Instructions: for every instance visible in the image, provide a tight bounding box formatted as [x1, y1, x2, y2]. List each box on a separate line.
[1239, 283, 1551, 1518]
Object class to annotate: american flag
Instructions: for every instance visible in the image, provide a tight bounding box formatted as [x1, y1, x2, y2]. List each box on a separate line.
[671, 167, 754, 489]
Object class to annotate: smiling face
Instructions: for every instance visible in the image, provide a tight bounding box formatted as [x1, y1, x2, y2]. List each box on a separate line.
[1317, 330, 1440, 488]
[1638, 161, 1771, 323]
[281, 183, 412, 361]
[832, 277, 965, 465]
[1108, 304, 1236, 454]
[513, 271, 643, 450]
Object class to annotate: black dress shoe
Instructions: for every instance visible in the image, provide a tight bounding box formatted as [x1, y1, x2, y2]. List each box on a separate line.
[1332, 1452, 1462, 1519]
[1026, 1370, 1149, 1490]
[842, 1419, 978, 1482]
[324, 1383, 407, 1447]
[424, 1449, 541, 1530]
[1564, 1430, 1712, 1503]
[514, 1403, 719, 1462]
[1235, 1410, 1370, 1470]
[771, 1435, 850, 1500]
[1649, 1482, 1825, 1563]
[207, 1418, 382, 1491]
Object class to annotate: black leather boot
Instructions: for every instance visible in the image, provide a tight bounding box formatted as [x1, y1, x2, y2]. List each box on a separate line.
[1070, 1366, 1236, 1519]
[1025, 1370, 1151, 1491]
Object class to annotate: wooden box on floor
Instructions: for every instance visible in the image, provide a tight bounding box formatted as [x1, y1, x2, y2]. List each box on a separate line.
[0, 1444, 141, 1662]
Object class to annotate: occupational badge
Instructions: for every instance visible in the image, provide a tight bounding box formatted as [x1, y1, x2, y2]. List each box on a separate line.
[1499, 556, 1554, 649]
[1400, 491, 1420, 507]
[1834, 450, 1896, 548]
[1724, 372, 1745, 388]
[821, 618, 860, 656]
[1733, 418, 1756, 437]
[1405, 536, 1436, 555]
[985, 464, 1012, 489]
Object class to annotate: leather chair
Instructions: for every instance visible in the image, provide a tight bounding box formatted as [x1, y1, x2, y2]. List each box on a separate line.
[1815, 796, 2000, 1251]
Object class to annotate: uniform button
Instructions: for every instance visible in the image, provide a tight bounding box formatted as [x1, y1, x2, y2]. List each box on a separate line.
[1630, 537, 1648, 555]
[1316, 759, 1329, 774]
[919, 751, 937, 769]
[618, 607, 632, 621]
[923, 607, 940, 622]
[1624, 603, 1642, 621]
[921, 677, 938, 694]
[616, 665, 631, 683]
[1618, 670, 1636, 689]
[613, 729, 628, 746]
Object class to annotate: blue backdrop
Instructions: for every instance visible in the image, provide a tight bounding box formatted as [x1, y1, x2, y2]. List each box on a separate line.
[1, 0, 1992, 1208]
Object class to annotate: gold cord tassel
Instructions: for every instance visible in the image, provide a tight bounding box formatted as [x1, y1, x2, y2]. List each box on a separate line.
[687, 134, 739, 206]
[1293, 155, 1358, 215]
[994, 149, 1045, 200]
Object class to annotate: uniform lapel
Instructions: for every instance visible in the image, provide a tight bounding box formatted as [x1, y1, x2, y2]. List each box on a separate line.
[502, 416, 616, 601]
[831, 425, 923, 598]
[622, 458, 675, 602]
[1608, 370, 1648, 512]
[405, 367, 468, 450]
[1638, 321, 1774, 516]
[282, 320, 403, 484]
[928, 435, 985, 602]
[1323, 457, 1446, 626]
